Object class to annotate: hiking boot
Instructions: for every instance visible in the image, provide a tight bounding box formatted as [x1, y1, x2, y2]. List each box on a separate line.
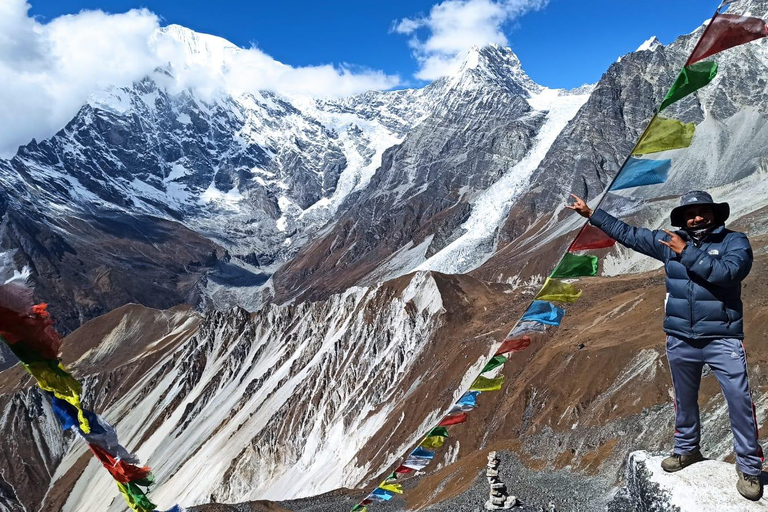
[660, 450, 704, 472]
[737, 469, 763, 501]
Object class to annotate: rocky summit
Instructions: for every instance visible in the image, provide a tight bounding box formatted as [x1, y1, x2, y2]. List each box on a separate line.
[4, 1, 768, 511]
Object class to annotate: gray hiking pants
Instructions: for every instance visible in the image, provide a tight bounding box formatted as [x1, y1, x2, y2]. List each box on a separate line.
[666, 334, 763, 475]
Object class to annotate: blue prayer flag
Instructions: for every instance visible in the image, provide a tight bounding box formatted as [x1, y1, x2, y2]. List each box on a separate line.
[410, 447, 435, 459]
[521, 301, 565, 326]
[457, 391, 480, 407]
[610, 158, 671, 191]
[371, 488, 394, 501]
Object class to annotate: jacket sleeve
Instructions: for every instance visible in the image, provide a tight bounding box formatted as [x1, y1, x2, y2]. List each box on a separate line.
[679, 232, 753, 286]
[589, 208, 670, 262]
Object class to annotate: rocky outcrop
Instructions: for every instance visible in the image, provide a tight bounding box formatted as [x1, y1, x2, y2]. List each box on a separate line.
[608, 451, 768, 511]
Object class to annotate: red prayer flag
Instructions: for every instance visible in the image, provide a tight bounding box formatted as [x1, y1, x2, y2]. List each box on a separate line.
[89, 444, 153, 484]
[394, 465, 414, 474]
[362, 499, 373, 505]
[0, 304, 61, 360]
[688, 14, 768, 65]
[439, 413, 468, 426]
[569, 225, 615, 251]
[495, 336, 531, 355]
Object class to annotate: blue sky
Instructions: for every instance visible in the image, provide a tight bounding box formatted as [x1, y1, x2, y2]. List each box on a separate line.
[29, 0, 719, 89]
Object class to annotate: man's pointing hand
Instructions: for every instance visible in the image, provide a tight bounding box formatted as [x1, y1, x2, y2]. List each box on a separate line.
[566, 194, 593, 218]
[658, 229, 686, 255]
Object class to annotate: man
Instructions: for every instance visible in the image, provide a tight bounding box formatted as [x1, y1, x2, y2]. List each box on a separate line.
[568, 191, 764, 501]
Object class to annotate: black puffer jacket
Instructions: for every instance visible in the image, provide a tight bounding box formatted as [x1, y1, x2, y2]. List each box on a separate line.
[590, 209, 752, 340]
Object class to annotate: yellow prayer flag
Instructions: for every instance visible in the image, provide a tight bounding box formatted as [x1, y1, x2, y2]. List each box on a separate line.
[23, 361, 91, 433]
[469, 375, 504, 392]
[632, 116, 695, 155]
[420, 435, 447, 449]
[535, 278, 582, 303]
[380, 483, 404, 494]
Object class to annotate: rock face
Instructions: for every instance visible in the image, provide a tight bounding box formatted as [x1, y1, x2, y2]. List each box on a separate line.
[609, 451, 768, 511]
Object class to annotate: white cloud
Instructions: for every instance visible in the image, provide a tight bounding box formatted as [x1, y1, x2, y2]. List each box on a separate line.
[0, 1, 400, 158]
[394, 0, 547, 80]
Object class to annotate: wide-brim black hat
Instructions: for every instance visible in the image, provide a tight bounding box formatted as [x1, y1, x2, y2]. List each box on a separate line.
[670, 190, 730, 228]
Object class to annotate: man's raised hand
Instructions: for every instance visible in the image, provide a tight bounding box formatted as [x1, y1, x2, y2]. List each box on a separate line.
[566, 194, 594, 218]
[658, 229, 687, 255]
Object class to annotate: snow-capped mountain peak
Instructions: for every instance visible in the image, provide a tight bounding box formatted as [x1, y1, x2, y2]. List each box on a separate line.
[446, 43, 543, 96]
[636, 36, 662, 53]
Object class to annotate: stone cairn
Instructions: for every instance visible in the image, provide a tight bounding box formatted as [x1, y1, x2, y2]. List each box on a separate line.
[485, 451, 518, 510]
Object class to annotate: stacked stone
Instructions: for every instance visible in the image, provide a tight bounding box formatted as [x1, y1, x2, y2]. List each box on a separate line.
[485, 451, 518, 510]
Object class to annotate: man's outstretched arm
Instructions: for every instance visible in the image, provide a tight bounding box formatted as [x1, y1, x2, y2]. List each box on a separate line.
[567, 194, 670, 262]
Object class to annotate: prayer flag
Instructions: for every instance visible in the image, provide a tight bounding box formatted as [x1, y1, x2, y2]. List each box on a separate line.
[507, 320, 546, 338]
[569, 225, 615, 251]
[660, 62, 718, 111]
[609, 158, 672, 191]
[469, 375, 504, 392]
[370, 488, 394, 501]
[457, 391, 480, 408]
[116, 482, 156, 512]
[0, 304, 61, 360]
[429, 426, 449, 438]
[551, 253, 598, 278]
[439, 413, 468, 426]
[495, 336, 532, 355]
[632, 116, 695, 155]
[410, 447, 435, 459]
[395, 465, 415, 474]
[385, 472, 398, 482]
[521, 301, 565, 326]
[687, 14, 768, 65]
[380, 483, 403, 494]
[481, 355, 507, 373]
[352, 506, 367, 512]
[403, 458, 430, 470]
[421, 435, 446, 449]
[535, 278, 582, 303]
[22, 360, 90, 433]
[90, 444, 153, 485]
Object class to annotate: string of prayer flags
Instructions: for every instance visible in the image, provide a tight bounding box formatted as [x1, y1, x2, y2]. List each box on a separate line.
[687, 13, 768, 65]
[551, 253, 598, 278]
[379, 483, 403, 494]
[659, 61, 718, 111]
[522, 300, 565, 326]
[439, 413, 468, 426]
[609, 158, 672, 191]
[632, 116, 695, 155]
[481, 355, 507, 373]
[535, 278, 582, 303]
[570, 225, 616, 251]
[469, 375, 504, 392]
[495, 336, 531, 355]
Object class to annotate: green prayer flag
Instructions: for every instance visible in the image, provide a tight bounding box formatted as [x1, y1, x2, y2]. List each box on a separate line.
[481, 355, 508, 373]
[429, 426, 449, 438]
[632, 116, 695, 155]
[660, 61, 718, 111]
[469, 375, 505, 392]
[551, 253, 598, 278]
[116, 482, 156, 512]
[351, 506, 367, 512]
[421, 435, 447, 449]
[535, 278, 582, 303]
